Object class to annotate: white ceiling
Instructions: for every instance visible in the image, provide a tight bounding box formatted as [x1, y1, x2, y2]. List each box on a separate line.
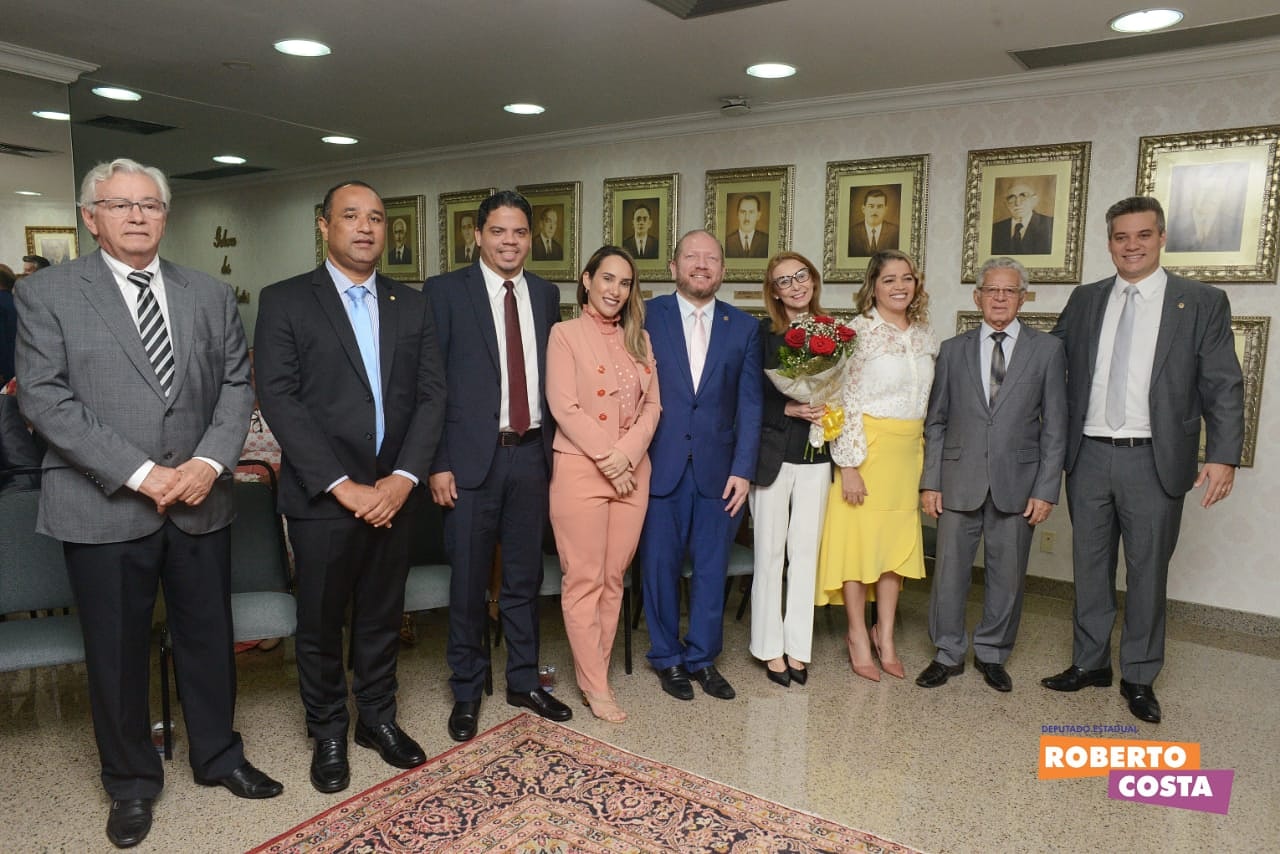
[3, 0, 1279, 205]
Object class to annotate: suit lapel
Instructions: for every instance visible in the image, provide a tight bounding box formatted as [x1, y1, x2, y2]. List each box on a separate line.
[990, 326, 1036, 417]
[657, 297, 695, 398]
[1151, 274, 1189, 385]
[1085, 279, 1113, 382]
[311, 267, 373, 395]
[528, 274, 551, 384]
[375, 275, 397, 391]
[465, 266, 501, 373]
[696, 300, 733, 398]
[159, 261, 194, 402]
[962, 328, 987, 409]
[79, 253, 168, 401]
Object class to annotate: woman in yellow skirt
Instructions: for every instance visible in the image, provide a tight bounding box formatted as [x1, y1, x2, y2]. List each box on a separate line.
[817, 250, 937, 681]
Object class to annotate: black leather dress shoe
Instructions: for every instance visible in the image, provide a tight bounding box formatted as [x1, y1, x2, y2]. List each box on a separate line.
[310, 738, 350, 793]
[195, 761, 284, 799]
[915, 659, 964, 688]
[448, 699, 481, 742]
[106, 798, 152, 849]
[785, 655, 808, 685]
[356, 720, 427, 768]
[973, 659, 1013, 692]
[1120, 680, 1162, 723]
[506, 687, 573, 721]
[657, 664, 695, 700]
[1041, 665, 1114, 691]
[690, 665, 736, 699]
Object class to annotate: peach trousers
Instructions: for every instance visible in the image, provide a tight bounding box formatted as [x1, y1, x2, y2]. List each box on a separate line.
[549, 450, 651, 696]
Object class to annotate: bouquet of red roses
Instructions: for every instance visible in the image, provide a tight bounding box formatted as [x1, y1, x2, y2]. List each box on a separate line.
[764, 313, 857, 450]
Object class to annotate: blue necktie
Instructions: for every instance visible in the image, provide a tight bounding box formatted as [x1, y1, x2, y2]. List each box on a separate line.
[346, 285, 384, 452]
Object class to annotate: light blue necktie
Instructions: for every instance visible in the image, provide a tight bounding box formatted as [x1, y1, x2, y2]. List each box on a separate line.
[346, 285, 384, 452]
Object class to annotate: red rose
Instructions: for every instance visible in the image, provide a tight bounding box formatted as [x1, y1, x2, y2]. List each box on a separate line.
[809, 335, 836, 356]
[783, 327, 806, 348]
[813, 315, 835, 325]
[836, 325, 855, 342]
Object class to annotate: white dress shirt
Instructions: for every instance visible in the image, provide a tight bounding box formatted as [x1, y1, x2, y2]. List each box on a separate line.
[479, 259, 541, 431]
[675, 290, 714, 351]
[1084, 268, 1166, 438]
[979, 317, 1021, 391]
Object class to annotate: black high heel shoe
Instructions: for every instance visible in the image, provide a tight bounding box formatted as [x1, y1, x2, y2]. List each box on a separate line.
[766, 660, 791, 687]
[784, 655, 808, 685]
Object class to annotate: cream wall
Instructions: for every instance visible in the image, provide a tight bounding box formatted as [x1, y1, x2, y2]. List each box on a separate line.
[159, 63, 1280, 618]
[2, 198, 76, 272]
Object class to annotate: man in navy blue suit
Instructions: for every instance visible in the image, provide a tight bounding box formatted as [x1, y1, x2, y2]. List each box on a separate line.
[639, 229, 762, 701]
[425, 191, 570, 741]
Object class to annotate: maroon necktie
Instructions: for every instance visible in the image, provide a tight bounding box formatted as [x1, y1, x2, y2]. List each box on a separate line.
[504, 281, 530, 435]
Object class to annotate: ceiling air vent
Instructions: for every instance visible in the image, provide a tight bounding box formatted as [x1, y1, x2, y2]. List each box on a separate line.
[77, 114, 177, 135]
[645, 0, 784, 20]
[171, 165, 273, 180]
[1012, 14, 1280, 69]
[0, 141, 59, 158]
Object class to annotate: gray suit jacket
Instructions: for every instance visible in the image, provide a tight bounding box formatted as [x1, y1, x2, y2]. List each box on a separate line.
[14, 250, 252, 543]
[1052, 271, 1244, 497]
[921, 324, 1068, 514]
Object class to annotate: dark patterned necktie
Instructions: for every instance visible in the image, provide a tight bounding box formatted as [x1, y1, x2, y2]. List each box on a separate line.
[989, 331, 1008, 404]
[128, 270, 174, 396]
[504, 281, 530, 435]
[1013, 223, 1024, 246]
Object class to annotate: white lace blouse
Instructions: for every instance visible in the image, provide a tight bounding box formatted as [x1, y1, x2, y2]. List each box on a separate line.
[829, 308, 938, 468]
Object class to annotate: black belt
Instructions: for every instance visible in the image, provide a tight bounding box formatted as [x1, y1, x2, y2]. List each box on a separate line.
[498, 427, 542, 447]
[1086, 435, 1152, 447]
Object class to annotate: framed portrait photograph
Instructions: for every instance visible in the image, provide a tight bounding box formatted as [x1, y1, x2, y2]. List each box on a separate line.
[1136, 125, 1280, 283]
[516, 181, 582, 282]
[961, 142, 1091, 283]
[24, 226, 79, 265]
[603, 173, 679, 281]
[823, 155, 929, 283]
[379, 195, 426, 283]
[958, 310, 1269, 467]
[704, 165, 795, 283]
[438, 187, 496, 274]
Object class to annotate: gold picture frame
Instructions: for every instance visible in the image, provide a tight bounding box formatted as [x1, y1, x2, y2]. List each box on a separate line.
[438, 187, 496, 274]
[961, 142, 1091, 283]
[516, 181, 582, 283]
[603, 173, 679, 282]
[24, 226, 79, 265]
[312, 194, 425, 283]
[823, 155, 930, 283]
[705, 165, 795, 283]
[956, 311, 1268, 467]
[1136, 125, 1280, 283]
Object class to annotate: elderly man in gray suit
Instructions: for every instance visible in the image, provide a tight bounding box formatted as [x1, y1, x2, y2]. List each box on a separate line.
[16, 158, 280, 849]
[1042, 196, 1243, 724]
[918, 257, 1067, 692]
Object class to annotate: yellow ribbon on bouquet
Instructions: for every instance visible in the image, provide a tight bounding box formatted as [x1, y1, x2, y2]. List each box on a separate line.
[821, 405, 845, 442]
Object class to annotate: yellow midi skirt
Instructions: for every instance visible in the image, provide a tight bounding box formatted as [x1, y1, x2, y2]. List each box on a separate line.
[816, 415, 926, 606]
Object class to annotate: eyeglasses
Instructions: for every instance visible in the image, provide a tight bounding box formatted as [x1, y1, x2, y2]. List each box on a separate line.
[92, 198, 168, 218]
[771, 268, 812, 291]
[978, 287, 1023, 299]
[1005, 192, 1034, 204]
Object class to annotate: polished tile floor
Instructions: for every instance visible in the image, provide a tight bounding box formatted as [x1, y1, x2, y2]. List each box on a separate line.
[2, 583, 1277, 853]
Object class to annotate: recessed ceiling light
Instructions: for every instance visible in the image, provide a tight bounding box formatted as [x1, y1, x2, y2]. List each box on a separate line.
[274, 39, 331, 57]
[503, 103, 545, 115]
[746, 62, 796, 79]
[212, 155, 247, 165]
[321, 135, 358, 145]
[1109, 8, 1184, 33]
[15, 190, 42, 196]
[92, 86, 142, 102]
[32, 110, 71, 121]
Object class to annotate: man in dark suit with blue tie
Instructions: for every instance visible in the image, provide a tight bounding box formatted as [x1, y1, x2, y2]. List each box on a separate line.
[425, 191, 570, 742]
[639, 229, 762, 701]
[254, 181, 446, 792]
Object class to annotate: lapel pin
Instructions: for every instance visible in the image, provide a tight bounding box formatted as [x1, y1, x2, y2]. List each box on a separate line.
[1177, 302, 1184, 309]
[390, 294, 397, 301]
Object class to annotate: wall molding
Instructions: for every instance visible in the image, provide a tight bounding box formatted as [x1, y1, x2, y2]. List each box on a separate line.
[0, 40, 96, 84]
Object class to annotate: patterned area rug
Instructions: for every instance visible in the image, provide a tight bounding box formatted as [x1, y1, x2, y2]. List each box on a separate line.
[250, 713, 921, 854]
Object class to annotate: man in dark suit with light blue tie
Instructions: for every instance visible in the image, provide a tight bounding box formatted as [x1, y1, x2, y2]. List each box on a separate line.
[639, 229, 762, 701]
[425, 190, 571, 742]
[16, 158, 280, 848]
[1041, 196, 1243, 723]
[255, 181, 446, 792]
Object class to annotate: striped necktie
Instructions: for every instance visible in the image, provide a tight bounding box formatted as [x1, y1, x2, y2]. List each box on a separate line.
[128, 270, 174, 396]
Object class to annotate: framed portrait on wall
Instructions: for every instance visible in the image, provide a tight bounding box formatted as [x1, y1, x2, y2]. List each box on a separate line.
[438, 187, 496, 274]
[1136, 125, 1280, 283]
[705, 165, 795, 283]
[823, 155, 929, 283]
[379, 195, 426, 283]
[24, 226, 79, 265]
[516, 181, 581, 282]
[961, 142, 1091, 283]
[603, 173, 679, 281]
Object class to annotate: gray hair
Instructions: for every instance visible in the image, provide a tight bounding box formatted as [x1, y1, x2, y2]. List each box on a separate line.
[79, 158, 172, 209]
[977, 256, 1028, 290]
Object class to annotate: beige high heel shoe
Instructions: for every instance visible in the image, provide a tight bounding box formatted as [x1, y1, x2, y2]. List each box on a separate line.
[582, 690, 627, 723]
[845, 633, 880, 682]
[871, 625, 905, 679]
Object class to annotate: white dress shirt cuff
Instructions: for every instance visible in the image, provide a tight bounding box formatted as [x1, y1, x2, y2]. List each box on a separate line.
[126, 460, 155, 492]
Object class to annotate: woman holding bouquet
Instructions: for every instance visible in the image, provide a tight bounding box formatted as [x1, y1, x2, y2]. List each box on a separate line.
[751, 252, 835, 686]
[547, 246, 661, 722]
[818, 249, 937, 681]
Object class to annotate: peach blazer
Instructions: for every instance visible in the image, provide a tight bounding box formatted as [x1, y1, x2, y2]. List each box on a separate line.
[546, 315, 662, 467]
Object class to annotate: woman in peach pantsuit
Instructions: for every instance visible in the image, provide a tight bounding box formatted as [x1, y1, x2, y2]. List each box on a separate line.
[548, 246, 661, 723]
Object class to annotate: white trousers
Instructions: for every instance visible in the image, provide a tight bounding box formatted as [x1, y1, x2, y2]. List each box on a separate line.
[748, 461, 830, 663]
